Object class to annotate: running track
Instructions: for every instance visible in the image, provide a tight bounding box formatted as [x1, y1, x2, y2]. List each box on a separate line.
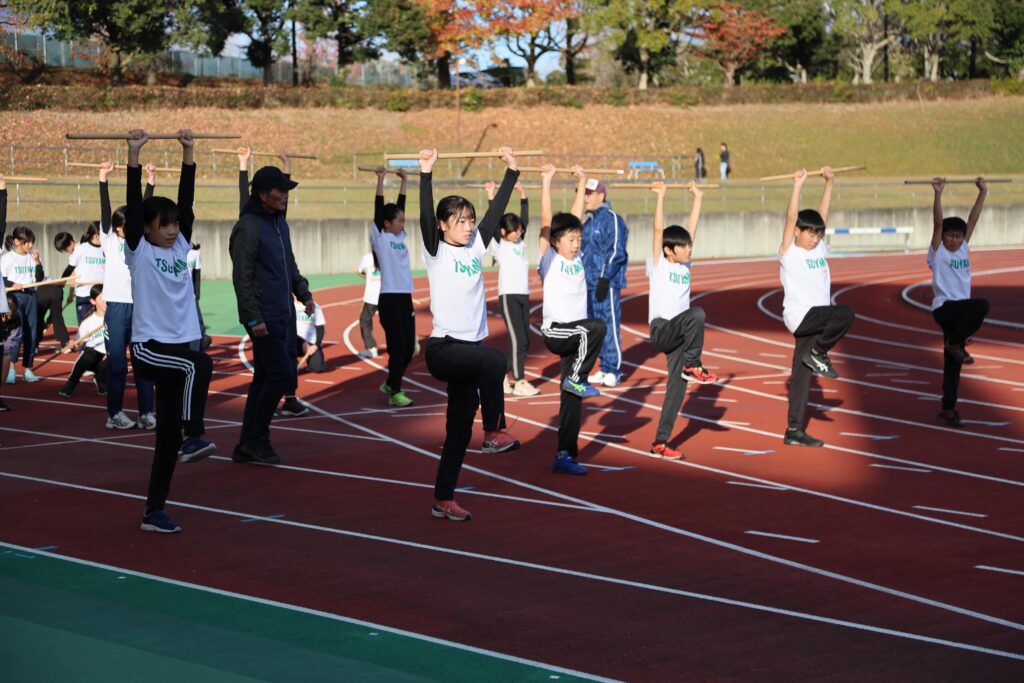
[2, 248, 1023, 680]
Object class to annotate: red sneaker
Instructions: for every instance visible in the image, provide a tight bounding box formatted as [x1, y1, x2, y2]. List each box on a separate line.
[650, 441, 684, 460]
[683, 365, 719, 384]
[482, 430, 520, 453]
[432, 499, 472, 521]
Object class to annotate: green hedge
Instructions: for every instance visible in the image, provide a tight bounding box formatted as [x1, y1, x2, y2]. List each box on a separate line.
[0, 79, 1016, 111]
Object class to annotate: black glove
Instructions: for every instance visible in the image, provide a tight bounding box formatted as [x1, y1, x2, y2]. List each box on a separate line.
[595, 278, 610, 302]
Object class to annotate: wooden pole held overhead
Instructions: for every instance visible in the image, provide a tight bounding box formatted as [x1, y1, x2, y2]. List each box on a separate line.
[759, 165, 866, 182]
[384, 150, 544, 160]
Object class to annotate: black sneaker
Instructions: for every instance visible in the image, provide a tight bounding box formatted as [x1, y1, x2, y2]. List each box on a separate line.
[94, 378, 107, 396]
[944, 343, 968, 365]
[801, 349, 839, 379]
[278, 398, 309, 417]
[58, 383, 74, 398]
[231, 443, 252, 463]
[0, 398, 10, 411]
[201, 335, 213, 349]
[238, 437, 281, 465]
[784, 428, 824, 447]
[938, 409, 963, 427]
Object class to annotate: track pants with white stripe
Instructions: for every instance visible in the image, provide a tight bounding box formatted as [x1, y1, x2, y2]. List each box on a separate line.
[542, 318, 606, 455]
[650, 307, 706, 443]
[788, 305, 855, 430]
[423, 336, 508, 500]
[587, 287, 622, 378]
[131, 340, 212, 510]
[498, 294, 530, 381]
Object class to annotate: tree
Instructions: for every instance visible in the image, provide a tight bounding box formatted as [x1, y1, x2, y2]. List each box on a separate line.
[292, 0, 377, 71]
[889, 0, 994, 82]
[176, 0, 248, 58]
[478, 0, 574, 87]
[747, 0, 837, 83]
[584, 0, 696, 90]
[423, 0, 489, 87]
[562, 12, 591, 84]
[828, 0, 898, 84]
[240, 0, 291, 85]
[984, 0, 1024, 80]
[362, 0, 430, 65]
[689, 1, 785, 87]
[8, 0, 179, 84]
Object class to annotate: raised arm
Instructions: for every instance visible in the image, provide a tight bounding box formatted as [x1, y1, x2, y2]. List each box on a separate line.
[98, 162, 115, 232]
[518, 182, 529, 229]
[538, 164, 556, 258]
[125, 130, 149, 251]
[176, 129, 196, 244]
[144, 163, 156, 200]
[0, 174, 6, 247]
[570, 166, 586, 220]
[418, 149, 440, 257]
[929, 177, 945, 251]
[373, 166, 387, 231]
[396, 168, 407, 211]
[965, 177, 988, 243]
[686, 181, 704, 244]
[477, 147, 520, 248]
[238, 147, 251, 213]
[817, 166, 834, 225]
[650, 181, 666, 260]
[779, 169, 807, 257]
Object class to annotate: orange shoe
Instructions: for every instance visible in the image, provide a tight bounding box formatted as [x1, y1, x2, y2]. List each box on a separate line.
[650, 441, 684, 460]
[432, 499, 472, 521]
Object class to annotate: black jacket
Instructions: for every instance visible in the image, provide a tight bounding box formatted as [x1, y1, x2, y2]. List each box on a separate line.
[229, 196, 311, 329]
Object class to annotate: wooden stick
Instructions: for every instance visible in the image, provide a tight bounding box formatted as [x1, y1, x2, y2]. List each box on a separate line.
[759, 165, 867, 182]
[904, 178, 1013, 185]
[0, 175, 48, 182]
[210, 148, 317, 159]
[12, 276, 76, 290]
[65, 133, 240, 140]
[610, 183, 720, 190]
[467, 184, 540, 190]
[384, 150, 544, 160]
[66, 162, 180, 173]
[518, 167, 625, 175]
[357, 166, 420, 175]
[297, 345, 318, 370]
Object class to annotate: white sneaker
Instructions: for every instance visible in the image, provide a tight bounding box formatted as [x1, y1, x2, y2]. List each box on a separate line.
[23, 369, 40, 383]
[357, 348, 378, 360]
[106, 411, 136, 430]
[513, 379, 540, 397]
[601, 373, 620, 388]
[137, 412, 157, 430]
[587, 370, 606, 385]
[503, 377, 513, 395]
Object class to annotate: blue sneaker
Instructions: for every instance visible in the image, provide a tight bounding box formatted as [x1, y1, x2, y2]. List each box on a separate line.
[561, 377, 600, 398]
[141, 509, 181, 533]
[553, 451, 587, 475]
[179, 437, 217, 464]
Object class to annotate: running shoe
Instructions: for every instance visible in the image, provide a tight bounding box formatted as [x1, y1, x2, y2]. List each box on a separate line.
[357, 348, 379, 360]
[938, 409, 964, 427]
[23, 369, 40, 383]
[482, 430, 520, 453]
[587, 370, 606, 385]
[512, 379, 540, 397]
[432, 498, 471, 521]
[562, 377, 600, 398]
[141, 508, 181, 534]
[278, 398, 310, 416]
[650, 441, 684, 460]
[179, 437, 217, 464]
[783, 428, 824, 447]
[502, 376, 513, 395]
[57, 383, 74, 398]
[94, 378, 107, 395]
[683, 365, 719, 384]
[106, 411, 137, 430]
[801, 349, 839, 379]
[553, 451, 587, 475]
[388, 391, 413, 407]
[137, 413, 157, 430]
[234, 437, 281, 465]
[0, 398, 11, 411]
[5, 368, 14, 384]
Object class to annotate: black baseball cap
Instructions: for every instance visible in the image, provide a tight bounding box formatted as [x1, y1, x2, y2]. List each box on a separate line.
[251, 166, 298, 194]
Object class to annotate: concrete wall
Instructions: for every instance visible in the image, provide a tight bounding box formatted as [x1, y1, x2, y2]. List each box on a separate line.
[23, 203, 1024, 281]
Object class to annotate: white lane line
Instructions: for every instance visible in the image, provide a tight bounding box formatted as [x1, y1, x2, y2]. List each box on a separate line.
[763, 380, 787, 385]
[745, 531, 820, 544]
[586, 406, 626, 414]
[697, 396, 737, 403]
[841, 432, 900, 441]
[0, 543, 617, 682]
[999, 447, 1024, 453]
[719, 420, 751, 426]
[866, 372, 909, 377]
[711, 348, 737, 353]
[304, 379, 334, 385]
[758, 353, 788, 359]
[891, 379, 931, 385]
[912, 506, 988, 519]
[961, 420, 1011, 427]
[578, 431, 628, 440]
[714, 447, 775, 456]
[870, 464, 932, 473]
[528, 400, 563, 406]
[727, 481, 787, 491]
[976, 565, 1024, 577]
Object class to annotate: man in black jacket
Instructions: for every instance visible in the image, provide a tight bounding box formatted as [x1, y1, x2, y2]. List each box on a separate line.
[230, 166, 314, 464]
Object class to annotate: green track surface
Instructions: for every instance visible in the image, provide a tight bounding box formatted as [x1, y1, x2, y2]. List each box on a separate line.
[0, 545, 597, 682]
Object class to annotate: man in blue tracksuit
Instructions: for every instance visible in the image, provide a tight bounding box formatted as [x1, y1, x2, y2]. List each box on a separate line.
[581, 179, 628, 386]
[230, 166, 314, 465]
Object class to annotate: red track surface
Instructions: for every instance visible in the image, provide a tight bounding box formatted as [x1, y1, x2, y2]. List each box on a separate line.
[3, 248, 1023, 680]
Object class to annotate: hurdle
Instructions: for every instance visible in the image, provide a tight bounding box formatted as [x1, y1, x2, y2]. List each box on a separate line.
[825, 226, 913, 253]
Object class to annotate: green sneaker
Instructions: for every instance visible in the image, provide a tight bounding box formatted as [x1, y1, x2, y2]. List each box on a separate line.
[388, 391, 414, 407]
[380, 382, 392, 396]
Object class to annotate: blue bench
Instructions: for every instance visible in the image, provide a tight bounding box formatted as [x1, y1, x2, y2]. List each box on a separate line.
[388, 159, 420, 169]
[627, 161, 664, 180]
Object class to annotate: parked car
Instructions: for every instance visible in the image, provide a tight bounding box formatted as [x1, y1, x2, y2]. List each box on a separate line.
[454, 71, 504, 88]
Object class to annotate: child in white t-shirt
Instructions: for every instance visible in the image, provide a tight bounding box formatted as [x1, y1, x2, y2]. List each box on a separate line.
[0, 201, 44, 383]
[537, 165, 607, 476]
[58, 284, 108, 397]
[778, 167, 854, 448]
[277, 298, 327, 417]
[485, 180, 540, 397]
[68, 222, 106, 323]
[646, 181, 717, 461]
[356, 250, 381, 359]
[417, 147, 521, 522]
[927, 177, 989, 427]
